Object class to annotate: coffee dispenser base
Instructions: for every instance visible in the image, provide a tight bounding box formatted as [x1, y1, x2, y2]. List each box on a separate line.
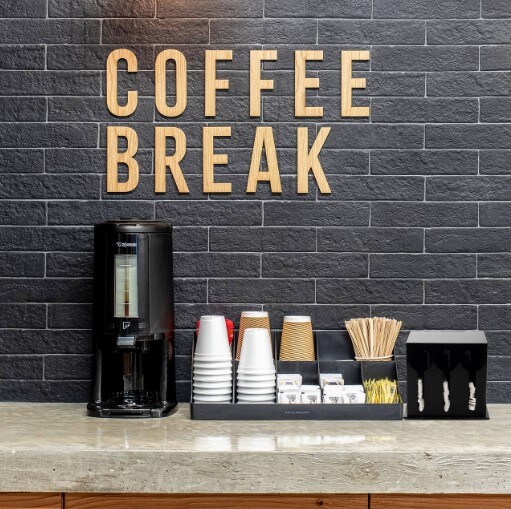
[87, 401, 178, 418]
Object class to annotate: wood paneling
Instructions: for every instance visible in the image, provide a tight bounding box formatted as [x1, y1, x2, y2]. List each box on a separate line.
[65, 494, 368, 509]
[0, 493, 61, 508]
[371, 494, 511, 509]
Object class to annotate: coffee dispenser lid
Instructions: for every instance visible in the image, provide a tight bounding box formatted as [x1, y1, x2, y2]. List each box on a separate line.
[95, 220, 172, 234]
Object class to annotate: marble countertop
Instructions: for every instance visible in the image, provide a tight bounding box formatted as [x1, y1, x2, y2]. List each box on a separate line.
[0, 403, 509, 494]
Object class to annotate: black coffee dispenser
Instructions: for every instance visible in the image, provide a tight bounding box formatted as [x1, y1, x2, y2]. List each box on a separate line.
[87, 220, 177, 418]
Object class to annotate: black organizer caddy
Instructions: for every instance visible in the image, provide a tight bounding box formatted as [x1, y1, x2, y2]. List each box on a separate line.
[190, 330, 404, 420]
[406, 330, 489, 419]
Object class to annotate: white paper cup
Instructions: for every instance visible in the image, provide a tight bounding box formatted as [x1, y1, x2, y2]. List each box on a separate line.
[238, 371, 275, 382]
[238, 327, 274, 371]
[195, 315, 232, 358]
[193, 387, 232, 396]
[237, 387, 275, 395]
[193, 361, 232, 369]
[193, 374, 232, 383]
[194, 381, 232, 389]
[237, 394, 276, 402]
[194, 394, 232, 402]
[193, 368, 232, 376]
[193, 353, 232, 361]
[237, 381, 276, 389]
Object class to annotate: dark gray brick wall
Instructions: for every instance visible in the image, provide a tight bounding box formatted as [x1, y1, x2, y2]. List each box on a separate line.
[0, 0, 510, 403]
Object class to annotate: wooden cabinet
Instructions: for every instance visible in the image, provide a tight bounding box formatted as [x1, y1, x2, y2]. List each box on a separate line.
[65, 494, 368, 509]
[0, 494, 61, 508]
[371, 494, 511, 509]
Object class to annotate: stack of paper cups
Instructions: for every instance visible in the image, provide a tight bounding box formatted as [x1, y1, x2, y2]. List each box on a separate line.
[279, 316, 315, 361]
[237, 328, 276, 404]
[193, 315, 233, 403]
[236, 311, 271, 360]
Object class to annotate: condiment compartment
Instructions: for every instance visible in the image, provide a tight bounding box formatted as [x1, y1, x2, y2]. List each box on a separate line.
[191, 330, 404, 420]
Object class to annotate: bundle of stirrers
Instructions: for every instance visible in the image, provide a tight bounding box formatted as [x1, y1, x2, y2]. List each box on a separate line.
[345, 317, 402, 361]
[363, 378, 401, 404]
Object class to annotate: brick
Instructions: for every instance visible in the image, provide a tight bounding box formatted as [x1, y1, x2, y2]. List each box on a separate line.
[0, 175, 99, 200]
[175, 279, 207, 304]
[317, 279, 423, 304]
[482, 0, 511, 18]
[478, 254, 511, 278]
[175, 356, 192, 381]
[209, 279, 315, 303]
[49, 0, 155, 17]
[209, 227, 316, 252]
[481, 46, 511, 71]
[319, 176, 424, 201]
[318, 151, 369, 175]
[318, 227, 423, 253]
[48, 201, 154, 226]
[485, 332, 511, 355]
[46, 149, 152, 175]
[266, 0, 370, 17]
[0, 123, 98, 149]
[0, 381, 90, 402]
[103, 19, 209, 45]
[322, 124, 424, 149]
[173, 227, 208, 252]
[480, 151, 511, 175]
[156, 201, 262, 226]
[0, 330, 91, 354]
[480, 203, 511, 227]
[372, 305, 477, 329]
[0, 20, 100, 44]
[428, 20, 511, 45]
[319, 20, 424, 45]
[0, 279, 92, 304]
[264, 304, 370, 329]
[0, 71, 100, 96]
[0, 98, 46, 122]
[262, 253, 367, 278]
[264, 202, 369, 226]
[158, 0, 263, 17]
[0, 202, 46, 226]
[174, 330, 194, 356]
[177, 381, 191, 402]
[0, 356, 42, 379]
[0, 227, 93, 252]
[49, 97, 154, 123]
[372, 46, 478, 72]
[48, 304, 92, 329]
[426, 125, 511, 149]
[0, 304, 46, 329]
[428, 72, 511, 97]
[482, 381, 509, 402]
[210, 19, 317, 45]
[371, 202, 478, 227]
[487, 357, 511, 382]
[372, 98, 478, 123]
[0, 150, 43, 174]
[320, 71, 425, 97]
[428, 176, 511, 201]
[174, 253, 260, 278]
[0, 253, 44, 278]
[374, 0, 479, 18]
[427, 280, 511, 304]
[0, 46, 45, 69]
[44, 355, 92, 381]
[0, 0, 46, 17]
[47, 45, 154, 71]
[46, 253, 93, 278]
[370, 254, 476, 278]
[426, 228, 511, 253]
[479, 306, 511, 330]
[481, 98, 511, 123]
[371, 150, 478, 176]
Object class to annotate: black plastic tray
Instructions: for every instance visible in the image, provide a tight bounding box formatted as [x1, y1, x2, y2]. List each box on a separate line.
[190, 330, 404, 420]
